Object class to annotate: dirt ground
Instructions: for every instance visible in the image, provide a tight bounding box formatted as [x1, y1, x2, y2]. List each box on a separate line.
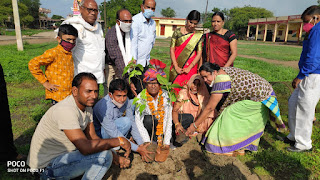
[0, 31, 57, 45]
[104, 136, 260, 180]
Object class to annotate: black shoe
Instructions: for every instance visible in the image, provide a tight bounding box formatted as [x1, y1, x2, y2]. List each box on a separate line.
[277, 135, 295, 146]
[287, 146, 312, 152]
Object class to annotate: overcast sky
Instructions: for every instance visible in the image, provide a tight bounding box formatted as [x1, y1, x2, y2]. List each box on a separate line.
[40, 0, 318, 19]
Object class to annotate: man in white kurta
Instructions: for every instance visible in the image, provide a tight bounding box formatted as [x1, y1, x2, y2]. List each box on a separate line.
[62, 0, 105, 83]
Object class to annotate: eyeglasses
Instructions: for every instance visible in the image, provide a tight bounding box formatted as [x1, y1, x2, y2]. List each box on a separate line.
[118, 19, 133, 23]
[82, 6, 99, 14]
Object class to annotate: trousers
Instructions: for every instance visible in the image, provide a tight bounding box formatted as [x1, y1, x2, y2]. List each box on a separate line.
[287, 74, 320, 150]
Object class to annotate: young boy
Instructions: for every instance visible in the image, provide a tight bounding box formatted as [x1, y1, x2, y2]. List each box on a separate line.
[28, 24, 78, 104]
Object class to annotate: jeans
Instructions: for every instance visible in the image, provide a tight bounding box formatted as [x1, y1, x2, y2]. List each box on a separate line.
[100, 117, 132, 139]
[41, 150, 113, 180]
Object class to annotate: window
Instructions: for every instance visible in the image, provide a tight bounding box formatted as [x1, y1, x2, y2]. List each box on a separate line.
[278, 31, 282, 36]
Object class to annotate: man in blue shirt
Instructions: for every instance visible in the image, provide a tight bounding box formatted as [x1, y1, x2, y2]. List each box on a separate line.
[93, 79, 154, 161]
[129, 0, 156, 97]
[285, 6, 320, 152]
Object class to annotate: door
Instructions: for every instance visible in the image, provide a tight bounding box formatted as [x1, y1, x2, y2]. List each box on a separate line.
[160, 25, 165, 36]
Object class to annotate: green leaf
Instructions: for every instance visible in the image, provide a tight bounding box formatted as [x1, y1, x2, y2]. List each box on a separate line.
[136, 71, 142, 76]
[128, 73, 135, 83]
[139, 104, 146, 114]
[131, 70, 137, 75]
[137, 64, 144, 72]
[141, 89, 147, 100]
[170, 84, 184, 89]
[133, 97, 139, 105]
[161, 85, 169, 91]
[122, 65, 130, 76]
[157, 74, 168, 85]
[170, 92, 177, 102]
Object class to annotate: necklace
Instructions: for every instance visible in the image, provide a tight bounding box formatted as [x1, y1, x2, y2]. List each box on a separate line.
[146, 88, 165, 145]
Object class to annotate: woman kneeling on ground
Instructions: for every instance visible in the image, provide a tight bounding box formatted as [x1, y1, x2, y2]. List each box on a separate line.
[172, 74, 214, 145]
[186, 62, 286, 156]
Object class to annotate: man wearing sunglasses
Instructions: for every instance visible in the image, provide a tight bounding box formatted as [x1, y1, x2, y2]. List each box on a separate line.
[61, 0, 105, 86]
[104, 9, 134, 96]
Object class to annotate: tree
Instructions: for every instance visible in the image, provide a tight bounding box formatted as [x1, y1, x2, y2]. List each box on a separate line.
[21, 14, 34, 28]
[99, 0, 142, 28]
[202, 7, 230, 29]
[19, 0, 41, 28]
[0, 0, 11, 26]
[161, 7, 176, 18]
[52, 15, 64, 20]
[228, 6, 273, 36]
[0, 0, 33, 28]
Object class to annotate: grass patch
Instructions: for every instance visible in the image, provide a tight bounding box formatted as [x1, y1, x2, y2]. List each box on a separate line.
[0, 29, 52, 36]
[238, 40, 302, 61]
[234, 56, 299, 81]
[0, 42, 57, 83]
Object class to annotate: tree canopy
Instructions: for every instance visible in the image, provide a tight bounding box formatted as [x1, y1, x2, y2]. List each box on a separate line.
[228, 6, 273, 35]
[0, 0, 40, 28]
[0, 0, 36, 28]
[202, 7, 229, 28]
[202, 6, 273, 37]
[52, 15, 64, 20]
[99, 0, 142, 28]
[161, 7, 176, 18]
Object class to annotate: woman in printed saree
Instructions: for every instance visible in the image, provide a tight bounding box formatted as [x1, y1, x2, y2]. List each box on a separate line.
[185, 62, 286, 156]
[169, 10, 203, 93]
[172, 74, 214, 144]
[202, 12, 237, 67]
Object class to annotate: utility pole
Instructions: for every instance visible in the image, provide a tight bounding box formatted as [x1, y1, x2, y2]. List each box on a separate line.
[203, 0, 208, 34]
[12, 0, 24, 51]
[104, 0, 107, 35]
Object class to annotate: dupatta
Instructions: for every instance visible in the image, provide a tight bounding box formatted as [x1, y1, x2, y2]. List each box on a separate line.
[169, 32, 203, 82]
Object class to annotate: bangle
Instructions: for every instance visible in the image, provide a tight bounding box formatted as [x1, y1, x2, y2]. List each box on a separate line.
[118, 137, 124, 145]
[175, 122, 181, 127]
[193, 122, 198, 129]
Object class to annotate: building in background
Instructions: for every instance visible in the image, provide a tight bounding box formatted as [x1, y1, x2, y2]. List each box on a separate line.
[247, 15, 304, 43]
[152, 17, 208, 38]
[153, 17, 185, 38]
[39, 8, 61, 29]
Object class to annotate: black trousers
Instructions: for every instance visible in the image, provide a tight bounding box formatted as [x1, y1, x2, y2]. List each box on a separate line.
[143, 114, 194, 143]
[0, 64, 18, 162]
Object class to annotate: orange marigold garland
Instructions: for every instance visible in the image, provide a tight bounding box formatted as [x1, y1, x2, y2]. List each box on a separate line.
[146, 88, 165, 146]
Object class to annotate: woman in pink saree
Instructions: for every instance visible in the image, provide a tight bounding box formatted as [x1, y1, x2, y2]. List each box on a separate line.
[169, 10, 203, 94]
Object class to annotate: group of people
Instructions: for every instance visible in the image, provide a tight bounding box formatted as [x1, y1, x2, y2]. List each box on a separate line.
[9, 0, 315, 178]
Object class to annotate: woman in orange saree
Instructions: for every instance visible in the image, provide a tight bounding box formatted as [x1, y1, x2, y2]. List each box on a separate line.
[169, 10, 203, 94]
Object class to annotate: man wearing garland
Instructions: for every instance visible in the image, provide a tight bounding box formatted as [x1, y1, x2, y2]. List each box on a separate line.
[93, 79, 154, 162]
[134, 60, 172, 161]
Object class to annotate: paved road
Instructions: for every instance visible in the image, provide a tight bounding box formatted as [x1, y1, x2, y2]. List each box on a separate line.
[0, 31, 56, 45]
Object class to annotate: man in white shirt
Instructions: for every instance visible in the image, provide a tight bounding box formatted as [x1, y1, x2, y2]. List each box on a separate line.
[129, 0, 156, 96]
[62, 0, 105, 84]
[134, 61, 172, 150]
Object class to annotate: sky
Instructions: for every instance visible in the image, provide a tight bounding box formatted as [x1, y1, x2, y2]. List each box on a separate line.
[40, 0, 318, 19]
